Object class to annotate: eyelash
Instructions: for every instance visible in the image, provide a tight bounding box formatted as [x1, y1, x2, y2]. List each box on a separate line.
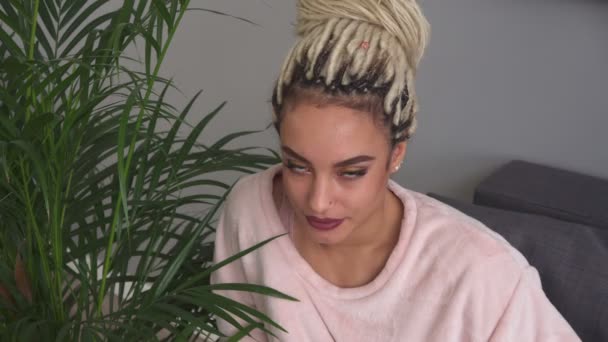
[340, 169, 368, 179]
[285, 161, 309, 174]
[284, 161, 368, 180]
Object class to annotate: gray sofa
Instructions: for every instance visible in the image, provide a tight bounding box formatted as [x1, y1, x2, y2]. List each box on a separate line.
[430, 160, 608, 341]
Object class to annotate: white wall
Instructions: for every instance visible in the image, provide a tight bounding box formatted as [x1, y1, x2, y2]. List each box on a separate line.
[162, 0, 608, 200]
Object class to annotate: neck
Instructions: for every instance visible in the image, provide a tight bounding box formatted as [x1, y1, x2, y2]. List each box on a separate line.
[304, 187, 404, 288]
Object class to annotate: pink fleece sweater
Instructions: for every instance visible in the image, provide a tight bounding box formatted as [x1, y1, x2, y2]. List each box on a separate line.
[211, 165, 579, 341]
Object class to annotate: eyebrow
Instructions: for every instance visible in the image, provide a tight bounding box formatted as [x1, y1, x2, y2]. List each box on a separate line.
[281, 146, 376, 168]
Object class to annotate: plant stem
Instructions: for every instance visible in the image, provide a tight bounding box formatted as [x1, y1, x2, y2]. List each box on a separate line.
[96, 0, 191, 317]
[20, 160, 60, 320]
[25, 0, 40, 122]
[28, 0, 40, 59]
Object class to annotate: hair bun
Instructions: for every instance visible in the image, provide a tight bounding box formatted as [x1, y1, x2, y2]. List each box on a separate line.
[297, 0, 430, 68]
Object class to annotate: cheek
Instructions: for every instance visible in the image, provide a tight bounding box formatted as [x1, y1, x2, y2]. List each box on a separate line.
[346, 175, 386, 207]
[336, 169, 390, 211]
[350, 168, 391, 214]
[281, 173, 308, 205]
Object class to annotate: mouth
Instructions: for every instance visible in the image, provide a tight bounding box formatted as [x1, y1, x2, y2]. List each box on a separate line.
[305, 216, 344, 231]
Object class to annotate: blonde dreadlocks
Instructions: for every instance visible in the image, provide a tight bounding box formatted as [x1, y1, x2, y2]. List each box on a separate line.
[272, 0, 430, 143]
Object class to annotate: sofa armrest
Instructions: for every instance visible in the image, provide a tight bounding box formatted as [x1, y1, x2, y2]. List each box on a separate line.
[474, 160, 608, 229]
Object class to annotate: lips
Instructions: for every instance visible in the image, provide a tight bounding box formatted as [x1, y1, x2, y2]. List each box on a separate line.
[305, 216, 344, 231]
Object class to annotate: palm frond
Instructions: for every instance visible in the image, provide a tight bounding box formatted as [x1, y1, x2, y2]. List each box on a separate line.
[0, 1, 290, 341]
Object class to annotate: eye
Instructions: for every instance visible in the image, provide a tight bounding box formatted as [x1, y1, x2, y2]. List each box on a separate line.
[339, 169, 368, 179]
[285, 160, 309, 174]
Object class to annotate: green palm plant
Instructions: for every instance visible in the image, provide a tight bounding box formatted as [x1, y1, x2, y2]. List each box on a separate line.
[0, 0, 293, 340]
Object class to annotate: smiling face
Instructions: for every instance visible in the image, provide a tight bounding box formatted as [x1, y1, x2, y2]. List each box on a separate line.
[278, 101, 406, 247]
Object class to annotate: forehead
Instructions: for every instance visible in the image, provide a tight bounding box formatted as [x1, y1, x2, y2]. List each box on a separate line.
[279, 103, 390, 162]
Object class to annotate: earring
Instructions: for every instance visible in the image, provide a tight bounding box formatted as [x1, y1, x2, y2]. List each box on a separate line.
[394, 163, 402, 172]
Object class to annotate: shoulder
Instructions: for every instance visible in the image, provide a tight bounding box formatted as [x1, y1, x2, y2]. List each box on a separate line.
[407, 188, 527, 267]
[388, 185, 577, 340]
[219, 165, 282, 242]
[391, 184, 530, 299]
[395, 188, 538, 332]
[223, 165, 279, 215]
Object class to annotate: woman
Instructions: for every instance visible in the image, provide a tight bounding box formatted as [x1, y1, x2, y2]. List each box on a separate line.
[211, 0, 580, 340]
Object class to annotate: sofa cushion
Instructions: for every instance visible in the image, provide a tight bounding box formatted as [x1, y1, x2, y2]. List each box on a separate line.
[474, 160, 608, 229]
[429, 193, 608, 342]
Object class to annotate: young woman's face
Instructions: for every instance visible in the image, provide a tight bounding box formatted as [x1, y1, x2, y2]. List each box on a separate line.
[279, 102, 405, 246]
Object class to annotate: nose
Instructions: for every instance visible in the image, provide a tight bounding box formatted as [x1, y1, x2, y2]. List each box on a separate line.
[308, 174, 334, 214]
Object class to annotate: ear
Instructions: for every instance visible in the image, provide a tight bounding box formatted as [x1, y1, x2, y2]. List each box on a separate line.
[390, 142, 407, 173]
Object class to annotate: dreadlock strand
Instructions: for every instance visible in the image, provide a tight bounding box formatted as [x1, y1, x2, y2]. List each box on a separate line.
[325, 19, 359, 85]
[306, 19, 337, 79]
[351, 23, 375, 77]
[273, 0, 430, 142]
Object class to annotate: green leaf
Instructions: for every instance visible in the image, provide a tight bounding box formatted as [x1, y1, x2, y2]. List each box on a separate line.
[59, 11, 117, 57]
[22, 112, 57, 140]
[37, 0, 57, 56]
[227, 322, 264, 342]
[59, 1, 100, 31]
[116, 86, 141, 225]
[204, 283, 298, 302]
[152, 0, 173, 31]
[175, 234, 287, 293]
[187, 8, 259, 27]
[0, 22, 26, 58]
[0, 1, 284, 339]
